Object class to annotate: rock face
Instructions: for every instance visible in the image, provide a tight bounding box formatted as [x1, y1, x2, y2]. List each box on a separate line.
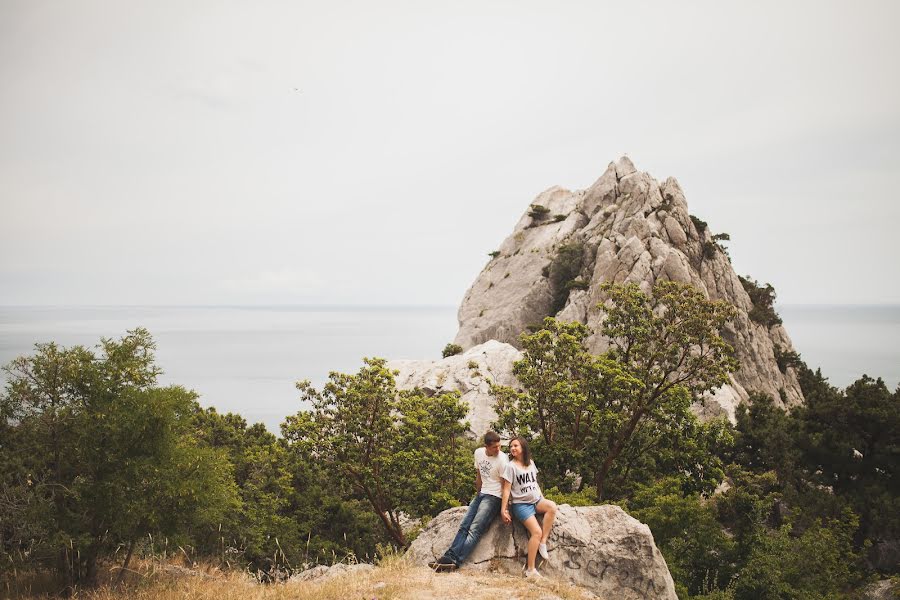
[408, 503, 678, 600]
[454, 156, 803, 419]
[389, 340, 522, 437]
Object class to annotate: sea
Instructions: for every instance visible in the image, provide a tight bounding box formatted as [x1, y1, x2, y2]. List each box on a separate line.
[0, 305, 897, 433]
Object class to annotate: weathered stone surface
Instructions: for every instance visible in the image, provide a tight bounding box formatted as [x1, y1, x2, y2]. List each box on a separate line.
[290, 562, 374, 582]
[389, 340, 522, 437]
[454, 156, 804, 416]
[407, 503, 678, 600]
[863, 579, 900, 600]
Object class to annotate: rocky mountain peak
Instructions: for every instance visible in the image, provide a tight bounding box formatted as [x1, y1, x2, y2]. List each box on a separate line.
[453, 157, 803, 420]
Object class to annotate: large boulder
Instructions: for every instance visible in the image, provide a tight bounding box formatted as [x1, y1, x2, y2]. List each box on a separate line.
[454, 156, 804, 420]
[389, 340, 522, 437]
[407, 503, 678, 600]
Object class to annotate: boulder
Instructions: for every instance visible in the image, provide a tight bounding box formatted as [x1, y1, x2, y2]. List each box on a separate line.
[453, 156, 804, 417]
[290, 563, 374, 582]
[864, 579, 900, 600]
[389, 340, 522, 437]
[407, 503, 678, 600]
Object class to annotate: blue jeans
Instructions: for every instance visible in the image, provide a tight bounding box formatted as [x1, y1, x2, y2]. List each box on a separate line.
[441, 493, 501, 566]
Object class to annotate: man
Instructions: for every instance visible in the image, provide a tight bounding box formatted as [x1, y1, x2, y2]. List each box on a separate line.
[429, 430, 508, 572]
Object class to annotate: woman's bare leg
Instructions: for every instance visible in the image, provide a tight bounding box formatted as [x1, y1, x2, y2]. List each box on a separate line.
[522, 515, 542, 570]
[536, 499, 558, 544]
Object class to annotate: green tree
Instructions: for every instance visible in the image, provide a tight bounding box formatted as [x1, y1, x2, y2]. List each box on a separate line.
[798, 371, 900, 546]
[594, 281, 739, 498]
[491, 318, 638, 492]
[0, 330, 236, 589]
[494, 281, 738, 500]
[282, 358, 471, 547]
[732, 393, 803, 485]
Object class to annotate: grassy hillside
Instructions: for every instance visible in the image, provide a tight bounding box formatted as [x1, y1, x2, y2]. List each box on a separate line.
[5, 556, 595, 600]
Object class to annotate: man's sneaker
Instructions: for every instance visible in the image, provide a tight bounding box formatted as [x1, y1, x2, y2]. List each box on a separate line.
[524, 568, 544, 579]
[428, 559, 457, 572]
[538, 542, 549, 560]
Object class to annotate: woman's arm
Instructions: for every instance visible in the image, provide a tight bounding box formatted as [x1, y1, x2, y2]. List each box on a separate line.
[500, 479, 512, 524]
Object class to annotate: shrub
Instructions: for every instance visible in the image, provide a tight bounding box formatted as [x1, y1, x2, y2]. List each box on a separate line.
[773, 345, 802, 373]
[441, 343, 463, 358]
[488, 251, 500, 258]
[547, 242, 585, 314]
[553, 214, 566, 222]
[703, 233, 731, 260]
[528, 204, 551, 219]
[691, 214, 709, 233]
[565, 278, 589, 291]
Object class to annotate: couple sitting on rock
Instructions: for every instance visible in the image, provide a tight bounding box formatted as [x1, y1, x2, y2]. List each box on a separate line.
[428, 431, 558, 579]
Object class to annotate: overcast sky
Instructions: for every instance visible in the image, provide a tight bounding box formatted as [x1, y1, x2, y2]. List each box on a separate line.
[2, 0, 899, 307]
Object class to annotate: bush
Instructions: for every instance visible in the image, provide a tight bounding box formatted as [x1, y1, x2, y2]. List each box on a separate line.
[627, 478, 737, 596]
[547, 242, 585, 314]
[774, 345, 802, 373]
[691, 214, 709, 233]
[528, 204, 551, 219]
[564, 278, 589, 291]
[731, 513, 861, 600]
[441, 343, 463, 358]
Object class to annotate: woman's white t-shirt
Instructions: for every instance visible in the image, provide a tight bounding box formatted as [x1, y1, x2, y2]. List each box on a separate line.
[502, 460, 542, 504]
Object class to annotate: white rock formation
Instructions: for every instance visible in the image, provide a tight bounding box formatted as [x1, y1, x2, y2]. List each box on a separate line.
[407, 503, 678, 600]
[454, 157, 803, 418]
[290, 563, 374, 582]
[389, 340, 522, 437]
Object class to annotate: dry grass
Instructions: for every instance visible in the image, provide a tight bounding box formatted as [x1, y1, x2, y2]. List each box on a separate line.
[3, 555, 597, 600]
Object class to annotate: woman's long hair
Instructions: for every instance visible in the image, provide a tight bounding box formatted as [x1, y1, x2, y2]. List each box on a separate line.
[511, 435, 532, 468]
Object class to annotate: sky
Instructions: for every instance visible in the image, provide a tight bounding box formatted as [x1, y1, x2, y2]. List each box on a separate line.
[2, 0, 899, 307]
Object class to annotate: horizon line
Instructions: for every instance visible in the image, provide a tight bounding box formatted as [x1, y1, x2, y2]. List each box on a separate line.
[1, 302, 900, 309]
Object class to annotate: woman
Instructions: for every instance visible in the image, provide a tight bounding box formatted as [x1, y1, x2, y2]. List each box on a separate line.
[500, 436, 558, 579]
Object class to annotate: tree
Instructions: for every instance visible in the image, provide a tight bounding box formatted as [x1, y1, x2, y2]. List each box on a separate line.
[732, 392, 803, 485]
[492, 281, 739, 499]
[798, 372, 900, 546]
[282, 358, 471, 547]
[593, 281, 739, 498]
[0, 329, 236, 589]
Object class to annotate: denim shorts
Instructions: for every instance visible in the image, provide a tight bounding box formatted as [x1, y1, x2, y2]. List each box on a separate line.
[510, 501, 538, 522]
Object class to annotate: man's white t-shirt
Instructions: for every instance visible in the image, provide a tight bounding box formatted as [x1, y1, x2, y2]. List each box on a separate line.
[474, 447, 508, 498]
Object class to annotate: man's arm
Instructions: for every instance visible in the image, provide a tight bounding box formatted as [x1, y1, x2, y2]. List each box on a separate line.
[475, 471, 482, 493]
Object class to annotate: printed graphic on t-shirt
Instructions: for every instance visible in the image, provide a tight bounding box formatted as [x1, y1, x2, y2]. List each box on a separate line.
[516, 470, 538, 497]
[477, 459, 494, 480]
